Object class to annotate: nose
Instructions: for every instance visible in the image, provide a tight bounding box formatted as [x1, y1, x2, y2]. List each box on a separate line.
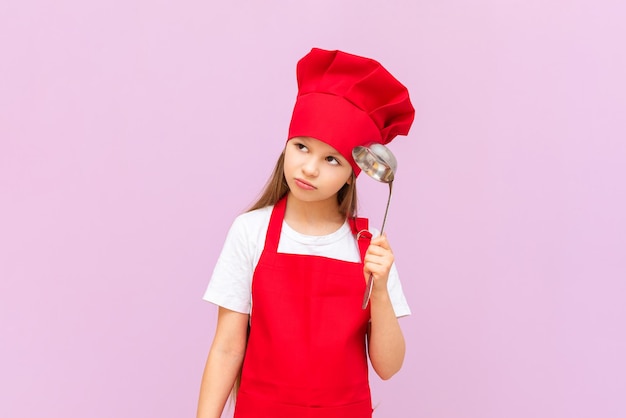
[302, 158, 319, 177]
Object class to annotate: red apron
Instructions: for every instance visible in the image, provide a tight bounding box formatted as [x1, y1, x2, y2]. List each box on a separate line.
[234, 196, 373, 418]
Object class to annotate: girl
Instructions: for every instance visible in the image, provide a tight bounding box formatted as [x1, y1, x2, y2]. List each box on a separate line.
[197, 48, 415, 418]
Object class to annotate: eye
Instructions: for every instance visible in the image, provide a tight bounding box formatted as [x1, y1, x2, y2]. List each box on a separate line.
[295, 143, 308, 152]
[325, 156, 340, 166]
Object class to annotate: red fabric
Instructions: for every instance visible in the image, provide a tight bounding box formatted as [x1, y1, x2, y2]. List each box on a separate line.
[234, 197, 373, 418]
[288, 48, 415, 175]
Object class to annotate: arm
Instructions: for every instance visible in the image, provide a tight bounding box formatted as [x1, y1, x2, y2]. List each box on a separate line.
[363, 234, 406, 380]
[197, 307, 249, 418]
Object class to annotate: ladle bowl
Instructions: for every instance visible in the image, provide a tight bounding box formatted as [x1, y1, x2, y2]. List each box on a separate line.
[352, 143, 397, 183]
[352, 143, 398, 309]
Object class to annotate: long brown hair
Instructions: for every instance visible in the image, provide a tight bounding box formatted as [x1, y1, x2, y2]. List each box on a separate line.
[231, 149, 358, 403]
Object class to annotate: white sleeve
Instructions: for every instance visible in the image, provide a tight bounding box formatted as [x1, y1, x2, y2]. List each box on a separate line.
[387, 263, 411, 317]
[202, 215, 257, 314]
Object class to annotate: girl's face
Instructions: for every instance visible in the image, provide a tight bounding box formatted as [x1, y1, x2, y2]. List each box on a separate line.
[283, 136, 353, 206]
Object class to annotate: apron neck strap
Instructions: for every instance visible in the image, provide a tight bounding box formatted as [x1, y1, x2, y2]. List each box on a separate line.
[350, 217, 371, 263]
[264, 196, 287, 253]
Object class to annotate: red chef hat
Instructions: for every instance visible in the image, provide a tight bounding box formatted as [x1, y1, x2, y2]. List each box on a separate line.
[288, 48, 415, 175]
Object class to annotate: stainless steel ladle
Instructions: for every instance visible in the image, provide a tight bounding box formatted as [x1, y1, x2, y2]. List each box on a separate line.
[352, 143, 398, 309]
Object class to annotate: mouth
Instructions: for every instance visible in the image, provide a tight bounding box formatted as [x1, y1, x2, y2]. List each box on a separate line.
[294, 178, 317, 190]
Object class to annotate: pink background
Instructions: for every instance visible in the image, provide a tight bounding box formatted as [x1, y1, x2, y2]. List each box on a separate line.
[1, 1, 625, 417]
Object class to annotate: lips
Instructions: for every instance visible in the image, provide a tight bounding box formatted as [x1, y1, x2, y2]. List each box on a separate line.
[294, 178, 316, 190]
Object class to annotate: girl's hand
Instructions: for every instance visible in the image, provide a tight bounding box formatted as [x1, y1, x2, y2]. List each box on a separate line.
[363, 234, 394, 293]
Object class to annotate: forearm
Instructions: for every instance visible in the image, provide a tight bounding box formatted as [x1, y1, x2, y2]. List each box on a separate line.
[367, 288, 406, 380]
[197, 307, 249, 418]
[197, 344, 245, 418]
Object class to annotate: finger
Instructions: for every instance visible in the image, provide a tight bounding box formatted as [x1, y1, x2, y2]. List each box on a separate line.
[363, 263, 390, 284]
[365, 245, 394, 260]
[364, 264, 387, 278]
[364, 255, 394, 273]
[365, 247, 394, 263]
[366, 246, 389, 258]
[370, 234, 392, 250]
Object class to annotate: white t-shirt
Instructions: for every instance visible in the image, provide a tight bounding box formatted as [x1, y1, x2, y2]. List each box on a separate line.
[203, 205, 411, 317]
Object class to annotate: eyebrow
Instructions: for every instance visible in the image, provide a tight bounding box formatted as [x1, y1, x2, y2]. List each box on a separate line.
[296, 137, 344, 158]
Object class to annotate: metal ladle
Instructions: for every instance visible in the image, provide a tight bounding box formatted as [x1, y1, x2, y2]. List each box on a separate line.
[352, 143, 398, 309]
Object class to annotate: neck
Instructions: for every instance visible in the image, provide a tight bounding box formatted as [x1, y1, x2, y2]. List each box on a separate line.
[283, 192, 345, 235]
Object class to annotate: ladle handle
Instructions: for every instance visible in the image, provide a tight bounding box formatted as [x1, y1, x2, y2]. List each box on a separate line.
[362, 182, 393, 309]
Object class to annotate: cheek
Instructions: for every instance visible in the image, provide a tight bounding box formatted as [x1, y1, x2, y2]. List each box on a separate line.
[329, 170, 353, 189]
[282, 152, 295, 172]
[341, 168, 354, 185]
[282, 162, 292, 179]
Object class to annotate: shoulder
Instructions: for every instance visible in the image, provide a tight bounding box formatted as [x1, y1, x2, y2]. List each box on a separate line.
[203, 206, 274, 313]
[228, 205, 273, 236]
[220, 205, 274, 258]
[236, 205, 273, 223]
